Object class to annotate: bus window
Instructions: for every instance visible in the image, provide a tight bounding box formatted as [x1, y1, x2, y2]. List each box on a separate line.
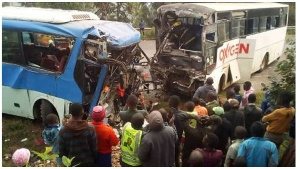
[272, 16, 280, 28]
[2, 30, 24, 64]
[231, 19, 245, 39]
[247, 18, 259, 34]
[21, 32, 73, 72]
[259, 17, 267, 32]
[217, 22, 230, 43]
[266, 17, 271, 30]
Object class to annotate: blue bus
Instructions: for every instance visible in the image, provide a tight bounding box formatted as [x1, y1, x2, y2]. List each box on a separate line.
[2, 7, 141, 123]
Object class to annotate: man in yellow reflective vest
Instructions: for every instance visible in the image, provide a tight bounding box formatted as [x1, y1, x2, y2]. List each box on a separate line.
[120, 113, 144, 167]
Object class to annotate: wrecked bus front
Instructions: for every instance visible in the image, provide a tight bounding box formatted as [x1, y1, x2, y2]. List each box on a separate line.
[151, 3, 215, 96]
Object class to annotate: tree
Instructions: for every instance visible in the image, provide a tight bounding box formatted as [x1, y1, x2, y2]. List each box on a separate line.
[25, 2, 96, 12]
[262, 40, 295, 106]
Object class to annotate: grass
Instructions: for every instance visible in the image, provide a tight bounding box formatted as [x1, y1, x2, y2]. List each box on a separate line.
[2, 114, 46, 167]
[141, 28, 155, 40]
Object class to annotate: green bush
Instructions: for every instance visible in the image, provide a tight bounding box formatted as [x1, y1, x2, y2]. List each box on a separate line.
[141, 28, 155, 40]
[261, 40, 295, 106]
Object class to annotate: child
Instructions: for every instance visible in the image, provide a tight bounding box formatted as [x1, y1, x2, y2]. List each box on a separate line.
[90, 106, 119, 167]
[42, 114, 60, 155]
[185, 101, 198, 128]
[198, 133, 223, 167]
[233, 84, 242, 104]
[121, 113, 144, 167]
[224, 126, 247, 167]
[192, 97, 208, 116]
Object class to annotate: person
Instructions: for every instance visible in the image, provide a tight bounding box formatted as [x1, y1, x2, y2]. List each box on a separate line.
[193, 77, 216, 102]
[233, 156, 247, 167]
[240, 81, 255, 108]
[42, 114, 60, 158]
[262, 90, 295, 148]
[182, 115, 210, 167]
[240, 93, 262, 138]
[224, 99, 245, 138]
[89, 106, 119, 167]
[188, 150, 203, 167]
[168, 95, 187, 167]
[185, 101, 198, 128]
[237, 121, 278, 167]
[119, 94, 148, 126]
[261, 90, 271, 114]
[278, 116, 295, 167]
[58, 103, 97, 167]
[206, 91, 220, 116]
[233, 84, 242, 104]
[192, 97, 208, 116]
[211, 107, 233, 157]
[222, 89, 236, 112]
[139, 20, 145, 35]
[224, 126, 247, 167]
[137, 111, 177, 167]
[120, 113, 144, 167]
[197, 133, 223, 167]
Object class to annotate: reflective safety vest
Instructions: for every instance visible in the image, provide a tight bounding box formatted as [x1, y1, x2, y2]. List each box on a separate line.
[187, 111, 197, 128]
[121, 122, 143, 166]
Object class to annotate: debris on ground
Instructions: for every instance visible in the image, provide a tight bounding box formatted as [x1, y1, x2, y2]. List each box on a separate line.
[21, 138, 28, 142]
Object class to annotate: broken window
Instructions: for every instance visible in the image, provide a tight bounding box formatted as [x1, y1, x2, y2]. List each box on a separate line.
[217, 22, 230, 43]
[21, 32, 73, 72]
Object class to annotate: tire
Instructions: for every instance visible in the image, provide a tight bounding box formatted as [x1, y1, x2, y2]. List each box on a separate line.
[258, 54, 268, 73]
[41, 100, 54, 126]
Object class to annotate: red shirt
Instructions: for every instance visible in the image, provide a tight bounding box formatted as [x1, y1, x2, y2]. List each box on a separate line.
[90, 121, 119, 154]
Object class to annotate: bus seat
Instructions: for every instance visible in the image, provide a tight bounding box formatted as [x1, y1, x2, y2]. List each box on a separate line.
[23, 43, 35, 60]
[57, 55, 68, 72]
[41, 57, 57, 71]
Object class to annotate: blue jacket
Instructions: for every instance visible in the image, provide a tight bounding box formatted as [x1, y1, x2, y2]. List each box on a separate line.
[42, 125, 60, 154]
[237, 137, 278, 167]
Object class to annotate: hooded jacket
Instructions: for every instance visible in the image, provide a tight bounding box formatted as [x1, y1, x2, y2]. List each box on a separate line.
[58, 120, 97, 166]
[138, 111, 177, 167]
[42, 125, 60, 154]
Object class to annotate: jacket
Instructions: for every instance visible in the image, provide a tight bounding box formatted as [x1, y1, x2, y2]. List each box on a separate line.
[138, 111, 177, 167]
[58, 120, 97, 166]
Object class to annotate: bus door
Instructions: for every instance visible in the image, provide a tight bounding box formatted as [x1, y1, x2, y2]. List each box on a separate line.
[74, 38, 108, 114]
[2, 30, 31, 118]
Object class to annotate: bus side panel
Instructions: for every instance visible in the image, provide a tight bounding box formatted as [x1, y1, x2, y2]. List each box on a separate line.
[246, 27, 287, 73]
[2, 86, 32, 119]
[29, 90, 71, 123]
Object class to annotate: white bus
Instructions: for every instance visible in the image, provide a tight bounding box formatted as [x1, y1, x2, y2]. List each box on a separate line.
[152, 2, 288, 95]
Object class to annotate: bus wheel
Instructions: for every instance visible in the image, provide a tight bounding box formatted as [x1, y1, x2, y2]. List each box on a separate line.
[41, 100, 56, 126]
[258, 54, 268, 72]
[33, 104, 42, 124]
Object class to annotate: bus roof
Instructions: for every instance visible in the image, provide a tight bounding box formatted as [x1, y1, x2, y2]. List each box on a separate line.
[3, 19, 140, 48]
[2, 6, 99, 23]
[191, 3, 288, 12]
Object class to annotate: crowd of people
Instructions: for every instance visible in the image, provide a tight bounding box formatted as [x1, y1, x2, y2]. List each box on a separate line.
[37, 78, 295, 167]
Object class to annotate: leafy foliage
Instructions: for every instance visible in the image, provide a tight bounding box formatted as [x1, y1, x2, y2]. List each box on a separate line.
[32, 147, 59, 162]
[261, 40, 295, 106]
